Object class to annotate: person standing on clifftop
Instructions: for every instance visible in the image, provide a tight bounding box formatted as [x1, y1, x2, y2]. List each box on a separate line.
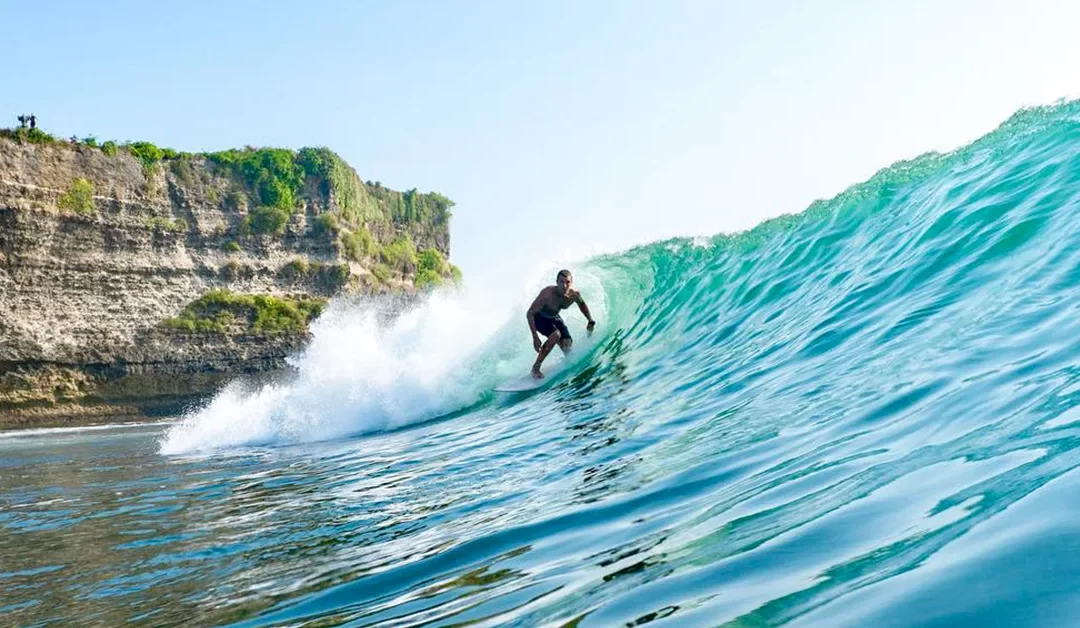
[526, 269, 596, 378]
[29, 114, 36, 129]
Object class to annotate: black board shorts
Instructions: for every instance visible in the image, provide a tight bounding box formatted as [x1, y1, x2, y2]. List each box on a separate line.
[534, 313, 571, 341]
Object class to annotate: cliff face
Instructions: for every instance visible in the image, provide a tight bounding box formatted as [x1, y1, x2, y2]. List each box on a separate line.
[0, 135, 455, 424]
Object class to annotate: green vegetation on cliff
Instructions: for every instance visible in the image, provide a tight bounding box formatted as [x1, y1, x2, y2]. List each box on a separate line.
[57, 178, 95, 214]
[380, 235, 418, 272]
[200, 144, 461, 284]
[199, 144, 455, 253]
[162, 290, 326, 335]
[297, 147, 364, 220]
[341, 227, 376, 262]
[2, 129, 454, 234]
[206, 145, 454, 238]
[208, 148, 304, 213]
[241, 206, 291, 236]
[125, 141, 167, 168]
[372, 263, 391, 283]
[145, 216, 188, 232]
[275, 259, 350, 291]
[1, 129, 463, 286]
[0, 127, 58, 145]
[414, 247, 463, 289]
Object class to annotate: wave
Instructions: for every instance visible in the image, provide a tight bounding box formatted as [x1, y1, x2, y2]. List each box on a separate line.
[161, 98, 1080, 462]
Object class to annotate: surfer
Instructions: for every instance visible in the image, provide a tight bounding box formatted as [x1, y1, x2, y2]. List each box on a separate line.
[527, 269, 596, 378]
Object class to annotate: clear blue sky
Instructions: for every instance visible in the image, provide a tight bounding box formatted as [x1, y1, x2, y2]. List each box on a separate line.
[7, 0, 1079, 286]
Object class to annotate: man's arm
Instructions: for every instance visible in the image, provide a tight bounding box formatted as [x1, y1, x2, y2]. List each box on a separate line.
[575, 293, 596, 332]
[526, 290, 545, 351]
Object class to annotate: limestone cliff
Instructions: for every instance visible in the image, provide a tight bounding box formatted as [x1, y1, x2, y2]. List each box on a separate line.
[0, 132, 457, 425]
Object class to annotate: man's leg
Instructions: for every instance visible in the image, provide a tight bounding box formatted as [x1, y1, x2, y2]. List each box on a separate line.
[553, 317, 573, 355]
[531, 330, 562, 378]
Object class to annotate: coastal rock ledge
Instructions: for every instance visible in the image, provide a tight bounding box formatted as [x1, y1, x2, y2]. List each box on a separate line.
[0, 132, 457, 426]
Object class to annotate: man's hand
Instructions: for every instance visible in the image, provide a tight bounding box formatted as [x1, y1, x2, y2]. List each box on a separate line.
[586, 320, 596, 336]
[533, 335, 543, 352]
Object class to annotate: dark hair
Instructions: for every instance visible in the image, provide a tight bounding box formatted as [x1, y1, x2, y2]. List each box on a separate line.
[556, 269, 572, 282]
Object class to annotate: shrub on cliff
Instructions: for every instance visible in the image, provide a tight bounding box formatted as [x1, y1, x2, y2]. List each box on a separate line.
[242, 206, 291, 236]
[279, 259, 310, 281]
[125, 141, 166, 169]
[207, 148, 303, 212]
[342, 228, 375, 262]
[427, 192, 455, 225]
[170, 159, 195, 185]
[380, 235, 418, 272]
[259, 177, 295, 212]
[314, 213, 340, 237]
[415, 269, 442, 290]
[219, 260, 254, 281]
[162, 290, 325, 335]
[390, 189, 455, 224]
[146, 217, 188, 232]
[224, 189, 246, 211]
[313, 263, 350, 292]
[297, 147, 339, 184]
[253, 294, 325, 335]
[101, 141, 119, 157]
[297, 147, 365, 222]
[372, 263, 392, 284]
[1, 127, 58, 145]
[415, 248, 456, 290]
[57, 178, 95, 214]
[417, 248, 447, 274]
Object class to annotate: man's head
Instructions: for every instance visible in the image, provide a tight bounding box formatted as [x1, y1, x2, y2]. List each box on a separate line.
[556, 269, 573, 296]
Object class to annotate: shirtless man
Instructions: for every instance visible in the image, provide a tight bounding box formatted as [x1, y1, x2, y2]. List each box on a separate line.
[527, 269, 596, 378]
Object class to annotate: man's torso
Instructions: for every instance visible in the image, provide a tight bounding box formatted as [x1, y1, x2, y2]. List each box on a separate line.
[535, 286, 577, 318]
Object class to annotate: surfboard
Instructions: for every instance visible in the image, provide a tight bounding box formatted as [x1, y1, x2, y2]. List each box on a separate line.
[494, 357, 567, 393]
[493, 374, 549, 393]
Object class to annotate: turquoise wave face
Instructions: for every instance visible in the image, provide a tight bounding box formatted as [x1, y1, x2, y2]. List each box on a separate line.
[5, 100, 1080, 626]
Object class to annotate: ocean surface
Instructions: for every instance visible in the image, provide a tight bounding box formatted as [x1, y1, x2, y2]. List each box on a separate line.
[5, 100, 1080, 626]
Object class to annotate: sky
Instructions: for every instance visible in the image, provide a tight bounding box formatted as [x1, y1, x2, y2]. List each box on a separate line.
[6, 0, 1080, 287]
